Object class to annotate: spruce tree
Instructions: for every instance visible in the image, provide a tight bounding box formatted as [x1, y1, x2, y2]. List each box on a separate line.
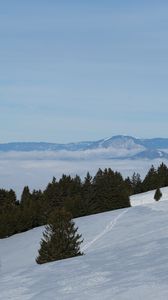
[81, 172, 97, 215]
[154, 188, 162, 201]
[157, 163, 168, 187]
[36, 208, 83, 264]
[20, 186, 31, 206]
[131, 173, 142, 194]
[142, 165, 158, 191]
[93, 168, 130, 212]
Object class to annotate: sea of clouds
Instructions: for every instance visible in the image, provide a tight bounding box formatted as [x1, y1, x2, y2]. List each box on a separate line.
[0, 151, 167, 199]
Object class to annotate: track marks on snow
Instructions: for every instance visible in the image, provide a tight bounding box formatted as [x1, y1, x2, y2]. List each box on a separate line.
[82, 208, 129, 252]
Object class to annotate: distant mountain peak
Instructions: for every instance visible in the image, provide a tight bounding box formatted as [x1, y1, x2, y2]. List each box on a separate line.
[1, 135, 168, 160]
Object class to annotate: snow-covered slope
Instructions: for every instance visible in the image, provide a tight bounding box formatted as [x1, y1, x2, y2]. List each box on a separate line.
[1, 197, 168, 299]
[131, 187, 168, 206]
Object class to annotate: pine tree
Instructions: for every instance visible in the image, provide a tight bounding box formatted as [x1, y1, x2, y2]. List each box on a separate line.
[154, 188, 162, 201]
[157, 163, 168, 187]
[36, 208, 83, 264]
[20, 186, 31, 206]
[81, 172, 97, 215]
[93, 168, 130, 212]
[131, 173, 142, 194]
[142, 165, 158, 191]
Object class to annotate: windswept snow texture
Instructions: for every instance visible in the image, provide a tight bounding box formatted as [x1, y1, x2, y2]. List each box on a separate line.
[1, 198, 168, 299]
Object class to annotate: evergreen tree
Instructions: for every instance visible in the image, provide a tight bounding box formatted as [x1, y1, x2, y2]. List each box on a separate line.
[154, 188, 162, 201]
[93, 168, 130, 212]
[81, 172, 97, 215]
[36, 208, 83, 264]
[64, 195, 83, 218]
[157, 163, 168, 187]
[142, 165, 158, 191]
[0, 188, 17, 212]
[124, 177, 133, 195]
[20, 186, 31, 206]
[43, 177, 62, 215]
[131, 172, 142, 194]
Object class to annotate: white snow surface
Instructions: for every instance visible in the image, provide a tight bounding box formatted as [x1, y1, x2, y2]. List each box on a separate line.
[1, 194, 168, 299]
[130, 187, 168, 206]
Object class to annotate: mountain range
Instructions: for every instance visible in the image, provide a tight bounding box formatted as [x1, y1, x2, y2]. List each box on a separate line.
[1, 135, 168, 160]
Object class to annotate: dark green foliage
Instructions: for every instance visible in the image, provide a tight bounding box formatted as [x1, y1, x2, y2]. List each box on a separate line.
[36, 208, 83, 264]
[64, 195, 83, 218]
[131, 173, 142, 194]
[81, 172, 97, 215]
[142, 163, 168, 192]
[21, 186, 31, 205]
[157, 163, 168, 187]
[0, 167, 131, 238]
[0, 207, 19, 237]
[0, 187, 45, 238]
[44, 175, 82, 216]
[0, 188, 17, 212]
[142, 165, 158, 192]
[0, 189, 18, 237]
[1, 162, 168, 239]
[44, 177, 62, 215]
[93, 168, 130, 212]
[154, 188, 162, 201]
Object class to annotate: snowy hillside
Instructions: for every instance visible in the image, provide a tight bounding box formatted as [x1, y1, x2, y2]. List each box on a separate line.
[1, 194, 168, 299]
[131, 186, 168, 206]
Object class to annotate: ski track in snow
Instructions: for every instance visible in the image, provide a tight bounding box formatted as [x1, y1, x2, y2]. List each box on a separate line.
[81, 208, 129, 252]
[2, 193, 168, 299]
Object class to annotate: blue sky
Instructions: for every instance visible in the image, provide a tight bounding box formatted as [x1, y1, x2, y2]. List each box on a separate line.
[1, 0, 168, 142]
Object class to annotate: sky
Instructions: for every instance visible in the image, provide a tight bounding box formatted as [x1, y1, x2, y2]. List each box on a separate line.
[1, 0, 168, 143]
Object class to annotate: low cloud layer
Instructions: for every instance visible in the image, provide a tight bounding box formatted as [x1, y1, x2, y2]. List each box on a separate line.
[0, 146, 143, 161]
[0, 151, 167, 198]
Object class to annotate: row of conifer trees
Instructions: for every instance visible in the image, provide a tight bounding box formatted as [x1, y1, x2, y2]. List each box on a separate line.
[0, 163, 167, 239]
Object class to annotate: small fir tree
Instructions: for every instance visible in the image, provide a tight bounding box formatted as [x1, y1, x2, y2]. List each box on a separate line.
[36, 208, 83, 264]
[154, 188, 162, 201]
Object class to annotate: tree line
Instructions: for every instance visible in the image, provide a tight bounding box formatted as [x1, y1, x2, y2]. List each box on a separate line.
[0, 163, 167, 239]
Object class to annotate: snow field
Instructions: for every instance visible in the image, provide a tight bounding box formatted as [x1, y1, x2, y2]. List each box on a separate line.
[1, 189, 168, 299]
[130, 186, 168, 206]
